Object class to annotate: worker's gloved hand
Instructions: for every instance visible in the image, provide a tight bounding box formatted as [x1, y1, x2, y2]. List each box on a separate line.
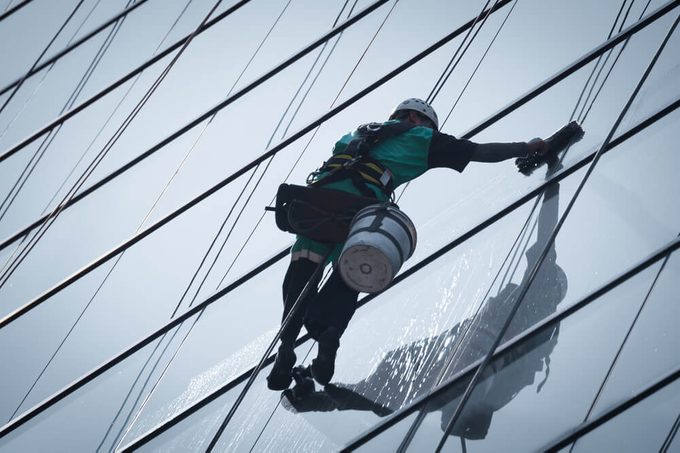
[526, 138, 548, 157]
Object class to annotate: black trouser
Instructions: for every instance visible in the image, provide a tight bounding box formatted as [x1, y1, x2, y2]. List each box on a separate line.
[280, 258, 359, 346]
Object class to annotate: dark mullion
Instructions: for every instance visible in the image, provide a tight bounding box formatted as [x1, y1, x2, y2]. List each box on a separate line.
[343, 237, 680, 451]
[543, 365, 680, 452]
[0, 0, 150, 99]
[2, 0, 676, 253]
[2, 65, 679, 447]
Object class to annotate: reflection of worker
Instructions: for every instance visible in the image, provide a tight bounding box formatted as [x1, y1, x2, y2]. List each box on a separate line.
[282, 183, 567, 445]
[267, 98, 550, 391]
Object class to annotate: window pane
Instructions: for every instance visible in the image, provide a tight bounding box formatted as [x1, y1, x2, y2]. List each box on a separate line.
[571, 376, 680, 452]
[420, 263, 662, 452]
[589, 252, 680, 415]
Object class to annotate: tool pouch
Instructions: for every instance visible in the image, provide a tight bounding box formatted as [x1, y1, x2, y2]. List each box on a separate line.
[266, 184, 378, 243]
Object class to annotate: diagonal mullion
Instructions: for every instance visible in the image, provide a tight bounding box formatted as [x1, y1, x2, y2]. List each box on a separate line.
[0, 0, 150, 100]
[0, 0, 509, 327]
[343, 235, 680, 451]
[2, 24, 679, 447]
[0, 33, 678, 446]
[1, 0, 675, 255]
[120, 98, 680, 450]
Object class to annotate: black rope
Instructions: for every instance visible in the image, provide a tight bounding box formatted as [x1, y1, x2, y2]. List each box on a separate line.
[1, 33, 678, 447]
[0, 0, 33, 23]
[427, 0, 493, 102]
[568, 249, 673, 453]
[543, 364, 680, 452]
[440, 0, 518, 127]
[120, 94, 680, 452]
[0, 0, 150, 100]
[0, 0, 232, 289]
[8, 0, 668, 261]
[204, 252, 331, 452]
[0, 0, 130, 222]
[397, 0, 514, 202]
[660, 410, 680, 453]
[0, 0, 507, 329]
[0, 0, 85, 116]
[93, 1, 353, 444]
[428, 0, 499, 104]
[343, 236, 680, 451]
[434, 13, 679, 451]
[576, 0, 638, 121]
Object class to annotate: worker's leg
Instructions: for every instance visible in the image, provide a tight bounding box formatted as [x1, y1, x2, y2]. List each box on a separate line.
[267, 257, 321, 390]
[304, 268, 359, 385]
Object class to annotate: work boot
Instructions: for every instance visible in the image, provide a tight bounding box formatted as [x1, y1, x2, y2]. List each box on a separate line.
[267, 346, 296, 391]
[311, 327, 340, 385]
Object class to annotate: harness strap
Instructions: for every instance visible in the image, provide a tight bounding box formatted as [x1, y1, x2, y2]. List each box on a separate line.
[309, 121, 414, 198]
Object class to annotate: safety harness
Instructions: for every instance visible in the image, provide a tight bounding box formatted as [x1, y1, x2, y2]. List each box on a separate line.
[307, 121, 414, 199]
[267, 121, 414, 243]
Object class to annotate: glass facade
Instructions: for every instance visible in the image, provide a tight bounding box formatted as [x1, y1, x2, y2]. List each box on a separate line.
[0, 0, 678, 451]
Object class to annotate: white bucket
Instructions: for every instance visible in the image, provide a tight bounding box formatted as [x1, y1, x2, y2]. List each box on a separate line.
[338, 204, 417, 293]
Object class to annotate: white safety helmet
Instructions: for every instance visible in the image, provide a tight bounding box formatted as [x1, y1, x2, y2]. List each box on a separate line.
[390, 98, 439, 130]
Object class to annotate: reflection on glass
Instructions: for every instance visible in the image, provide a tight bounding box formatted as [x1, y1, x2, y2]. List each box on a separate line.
[571, 377, 680, 453]
[354, 260, 660, 452]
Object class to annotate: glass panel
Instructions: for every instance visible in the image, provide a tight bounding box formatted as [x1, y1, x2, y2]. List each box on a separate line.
[571, 377, 680, 453]
[133, 381, 247, 452]
[525, 104, 680, 321]
[0, 337, 173, 453]
[0, 177, 266, 419]
[621, 11, 680, 129]
[129, 194, 557, 450]
[589, 252, 680, 415]
[416, 264, 661, 452]
[115, 257, 291, 443]
[0, 0, 83, 87]
[1, 2, 678, 452]
[353, 412, 422, 453]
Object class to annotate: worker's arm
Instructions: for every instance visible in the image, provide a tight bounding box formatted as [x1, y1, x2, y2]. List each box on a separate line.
[427, 131, 548, 171]
[470, 140, 547, 163]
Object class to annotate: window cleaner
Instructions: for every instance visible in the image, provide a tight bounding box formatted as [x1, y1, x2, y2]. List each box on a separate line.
[265, 97, 567, 393]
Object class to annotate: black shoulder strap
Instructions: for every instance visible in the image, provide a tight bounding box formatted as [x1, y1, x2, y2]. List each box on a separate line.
[345, 121, 415, 157]
[309, 121, 416, 198]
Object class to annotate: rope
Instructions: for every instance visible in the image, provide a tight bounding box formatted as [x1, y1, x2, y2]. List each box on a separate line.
[5, 0, 197, 425]
[568, 246, 673, 452]
[205, 251, 331, 452]
[439, 0, 518, 127]
[660, 410, 680, 453]
[90, 2, 361, 445]
[0, 0, 150, 100]
[2, 5, 675, 441]
[0, 0, 230, 288]
[0, 0, 118, 222]
[427, 0, 494, 102]
[0, 0, 389, 289]
[396, 0, 507, 202]
[434, 14, 679, 451]
[0, 0, 85, 116]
